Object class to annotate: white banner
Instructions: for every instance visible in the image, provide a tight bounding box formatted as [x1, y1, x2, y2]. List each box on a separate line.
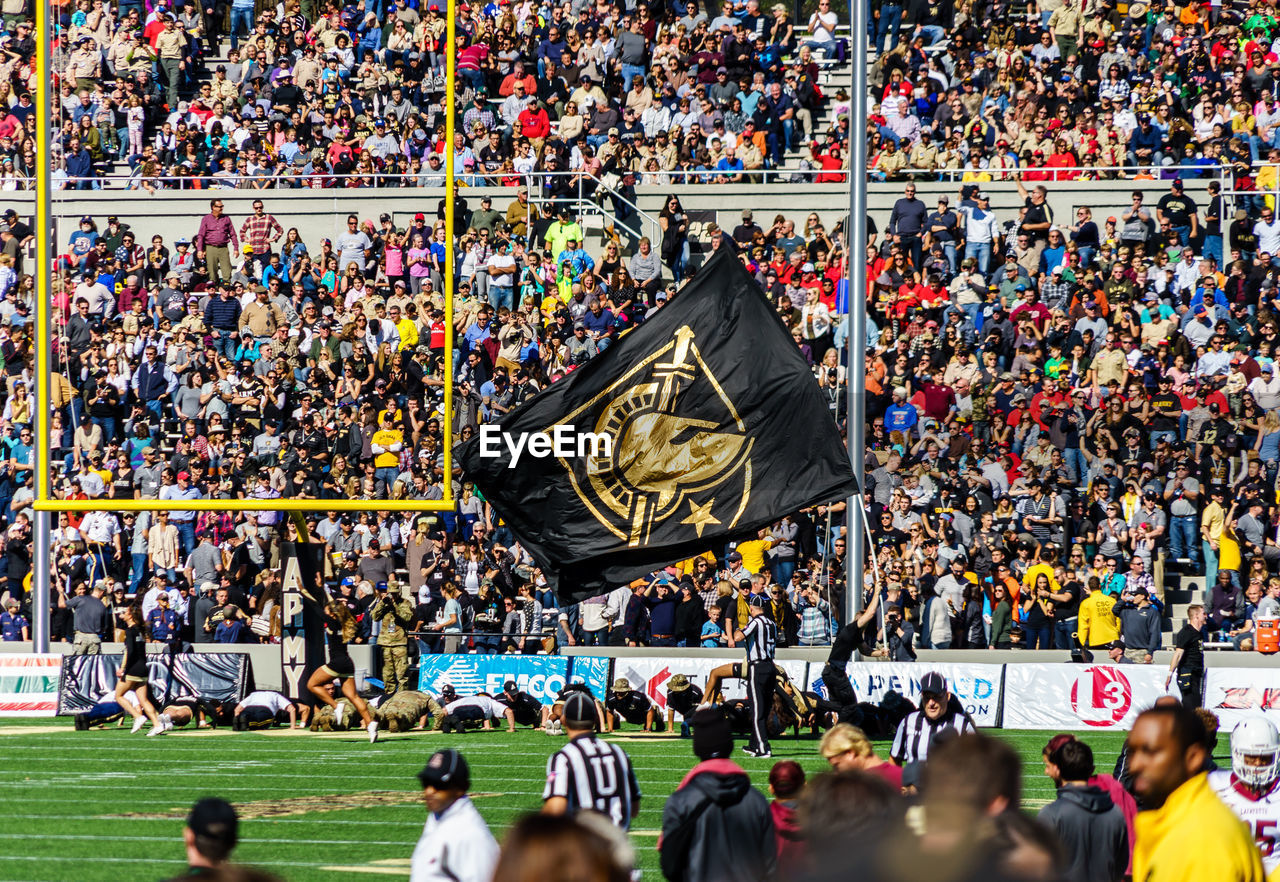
[1003, 663, 1176, 731]
[612, 657, 809, 710]
[1205, 668, 1280, 730]
[0, 654, 60, 717]
[805, 662, 1004, 727]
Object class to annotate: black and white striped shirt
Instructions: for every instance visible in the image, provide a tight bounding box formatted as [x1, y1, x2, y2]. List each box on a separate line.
[890, 706, 977, 764]
[743, 615, 777, 663]
[542, 734, 641, 829]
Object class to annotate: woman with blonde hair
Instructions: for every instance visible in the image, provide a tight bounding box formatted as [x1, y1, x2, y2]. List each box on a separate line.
[819, 723, 904, 788]
[305, 599, 378, 741]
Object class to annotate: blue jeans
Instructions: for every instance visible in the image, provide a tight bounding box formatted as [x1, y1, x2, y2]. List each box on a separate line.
[211, 330, 238, 359]
[939, 241, 957, 273]
[876, 2, 902, 54]
[91, 416, 117, 445]
[229, 5, 254, 50]
[1023, 625, 1051, 649]
[130, 552, 149, 594]
[915, 24, 945, 45]
[620, 62, 645, 91]
[174, 520, 196, 560]
[488, 285, 513, 311]
[1204, 539, 1219, 590]
[1170, 514, 1199, 567]
[1204, 234, 1223, 269]
[375, 466, 400, 495]
[771, 559, 795, 588]
[1054, 618, 1076, 650]
[963, 241, 992, 276]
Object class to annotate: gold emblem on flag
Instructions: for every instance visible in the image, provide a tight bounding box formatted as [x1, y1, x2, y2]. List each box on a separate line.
[548, 325, 754, 546]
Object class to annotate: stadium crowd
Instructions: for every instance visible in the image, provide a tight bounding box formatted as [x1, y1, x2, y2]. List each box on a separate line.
[866, 0, 1280, 183]
[39, 0, 852, 190]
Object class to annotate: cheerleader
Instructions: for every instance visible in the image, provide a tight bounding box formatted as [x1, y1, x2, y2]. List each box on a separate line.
[305, 601, 379, 742]
[117, 603, 164, 735]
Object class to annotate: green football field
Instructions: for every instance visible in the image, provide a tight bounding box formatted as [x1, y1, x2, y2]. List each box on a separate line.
[0, 719, 1131, 881]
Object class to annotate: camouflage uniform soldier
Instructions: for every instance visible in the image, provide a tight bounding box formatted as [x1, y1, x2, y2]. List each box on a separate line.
[370, 582, 414, 695]
[377, 690, 444, 732]
[310, 698, 357, 732]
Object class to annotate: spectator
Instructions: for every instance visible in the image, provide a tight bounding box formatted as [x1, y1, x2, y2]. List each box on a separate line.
[659, 707, 776, 882]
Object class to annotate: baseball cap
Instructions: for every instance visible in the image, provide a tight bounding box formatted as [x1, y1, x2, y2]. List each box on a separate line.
[176, 470, 190, 480]
[562, 692, 597, 728]
[748, 593, 767, 609]
[187, 798, 238, 850]
[417, 749, 471, 790]
[920, 672, 948, 696]
[503, 680, 518, 693]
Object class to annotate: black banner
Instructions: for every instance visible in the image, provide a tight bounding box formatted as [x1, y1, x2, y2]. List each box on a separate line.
[456, 249, 858, 600]
[280, 539, 329, 702]
[57, 652, 252, 715]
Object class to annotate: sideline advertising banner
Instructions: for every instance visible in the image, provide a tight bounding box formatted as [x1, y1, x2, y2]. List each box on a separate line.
[0, 654, 60, 717]
[612, 657, 809, 709]
[416, 655, 611, 704]
[1205, 668, 1280, 730]
[1002, 663, 1176, 731]
[806, 662, 1004, 727]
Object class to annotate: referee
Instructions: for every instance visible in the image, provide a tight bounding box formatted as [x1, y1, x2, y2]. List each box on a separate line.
[542, 692, 641, 830]
[890, 672, 976, 772]
[730, 593, 778, 759]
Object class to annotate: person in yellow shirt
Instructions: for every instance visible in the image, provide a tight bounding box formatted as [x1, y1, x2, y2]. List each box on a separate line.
[1130, 705, 1266, 882]
[1077, 582, 1120, 650]
[1202, 484, 1228, 588]
[370, 413, 404, 496]
[732, 529, 776, 577]
[389, 303, 418, 351]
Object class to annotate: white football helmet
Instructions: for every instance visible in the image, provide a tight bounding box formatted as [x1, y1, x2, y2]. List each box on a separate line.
[1231, 718, 1280, 790]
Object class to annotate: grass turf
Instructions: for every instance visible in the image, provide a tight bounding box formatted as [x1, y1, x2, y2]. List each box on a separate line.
[0, 718, 1130, 881]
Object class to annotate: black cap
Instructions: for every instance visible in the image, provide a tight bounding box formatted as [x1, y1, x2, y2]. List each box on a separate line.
[748, 593, 767, 609]
[187, 798, 238, 849]
[691, 706, 734, 760]
[417, 749, 470, 790]
[562, 692, 597, 728]
[920, 671, 947, 696]
[503, 680, 518, 693]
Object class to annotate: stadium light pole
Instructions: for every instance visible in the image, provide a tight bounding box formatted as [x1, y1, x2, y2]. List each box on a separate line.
[846, 0, 868, 639]
[32, 0, 51, 653]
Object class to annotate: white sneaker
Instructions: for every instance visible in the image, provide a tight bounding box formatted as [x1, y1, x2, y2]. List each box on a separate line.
[146, 722, 168, 737]
[131, 716, 146, 734]
[367, 720, 379, 743]
[334, 703, 346, 728]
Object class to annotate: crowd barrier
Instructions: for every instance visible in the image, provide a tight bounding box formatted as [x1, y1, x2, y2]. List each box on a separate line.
[411, 654, 1280, 734]
[5, 649, 1280, 733]
[56, 653, 251, 715]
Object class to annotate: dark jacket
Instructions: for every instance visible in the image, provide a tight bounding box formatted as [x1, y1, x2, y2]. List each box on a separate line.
[1037, 784, 1128, 882]
[1113, 598, 1162, 654]
[660, 760, 777, 882]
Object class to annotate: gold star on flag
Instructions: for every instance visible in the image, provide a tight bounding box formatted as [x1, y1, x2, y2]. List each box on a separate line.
[681, 498, 720, 537]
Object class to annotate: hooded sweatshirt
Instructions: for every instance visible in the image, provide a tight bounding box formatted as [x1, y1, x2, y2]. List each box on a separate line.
[660, 759, 777, 882]
[1037, 783, 1129, 882]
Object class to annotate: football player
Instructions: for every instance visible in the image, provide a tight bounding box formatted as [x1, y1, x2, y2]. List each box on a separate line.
[1209, 717, 1280, 879]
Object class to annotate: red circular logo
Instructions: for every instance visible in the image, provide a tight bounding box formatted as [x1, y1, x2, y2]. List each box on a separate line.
[1069, 666, 1133, 727]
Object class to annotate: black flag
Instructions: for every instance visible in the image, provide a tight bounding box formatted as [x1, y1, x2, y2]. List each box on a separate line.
[456, 248, 858, 601]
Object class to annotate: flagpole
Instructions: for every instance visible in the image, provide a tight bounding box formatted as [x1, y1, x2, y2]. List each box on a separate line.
[846, 0, 868, 641]
[32, 0, 51, 653]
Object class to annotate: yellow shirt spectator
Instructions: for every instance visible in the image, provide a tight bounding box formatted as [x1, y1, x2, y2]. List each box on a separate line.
[371, 422, 403, 469]
[1077, 589, 1120, 647]
[1134, 772, 1265, 882]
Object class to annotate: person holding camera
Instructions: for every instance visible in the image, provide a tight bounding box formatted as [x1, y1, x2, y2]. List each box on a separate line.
[370, 581, 415, 695]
